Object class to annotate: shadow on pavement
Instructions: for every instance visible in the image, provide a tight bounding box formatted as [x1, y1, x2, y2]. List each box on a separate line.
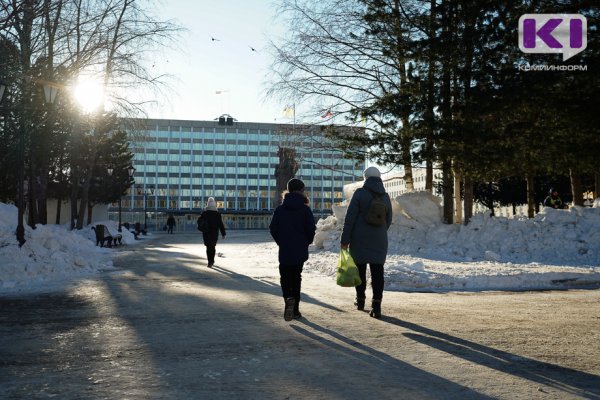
[382, 316, 600, 399]
[292, 318, 493, 399]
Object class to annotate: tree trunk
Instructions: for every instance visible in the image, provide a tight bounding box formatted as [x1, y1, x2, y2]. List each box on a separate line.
[453, 165, 462, 224]
[87, 203, 94, 225]
[403, 160, 414, 192]
[27, 164, 38, 228]
[70, 172, 78, 230]
[425, 157, 433, 193]
[424, 0, 436, 194]
[526, 174, 535, 218]
[37, 173, 48, 224]
[442, 160, 453, 224]
[55, 197, 62, 224]
[570, 169, 584, 206]
[487, 182, 495, 217]
[463, 175, 473, 225]
[596, 171, 600, 199]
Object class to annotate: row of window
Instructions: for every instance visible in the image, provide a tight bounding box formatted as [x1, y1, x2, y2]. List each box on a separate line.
[123, 186, 343, 202]
[134, 166, 356, 177]
[134, 151, 357, 165]
[117, 199, 339, 211]
[145, 130, 276, 142]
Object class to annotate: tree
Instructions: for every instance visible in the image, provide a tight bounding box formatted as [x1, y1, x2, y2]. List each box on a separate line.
[0, 0, 181, 230]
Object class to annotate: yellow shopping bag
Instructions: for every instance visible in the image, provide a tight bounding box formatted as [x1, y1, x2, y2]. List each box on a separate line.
[336, 249, 362, 287]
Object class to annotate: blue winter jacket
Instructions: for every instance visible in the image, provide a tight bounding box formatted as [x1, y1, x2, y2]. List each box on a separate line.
[340, 177, 393, 264]
[270, 192, 316, 265]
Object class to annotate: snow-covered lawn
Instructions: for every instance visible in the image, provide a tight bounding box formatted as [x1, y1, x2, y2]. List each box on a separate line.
[1, 192, 599, 295]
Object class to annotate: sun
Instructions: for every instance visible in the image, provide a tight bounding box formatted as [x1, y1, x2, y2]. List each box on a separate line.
[72, 76, 105, 113]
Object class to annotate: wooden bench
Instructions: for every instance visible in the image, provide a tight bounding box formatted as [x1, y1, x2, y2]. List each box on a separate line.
[92, 224, 122, 247]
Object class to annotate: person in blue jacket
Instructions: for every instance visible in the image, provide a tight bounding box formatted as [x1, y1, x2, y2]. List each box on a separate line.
[269, 178, 316, 321]
[341, 166, 393, 319]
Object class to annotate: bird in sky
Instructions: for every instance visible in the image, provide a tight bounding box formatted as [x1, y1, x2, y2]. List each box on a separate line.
[210, 35, 220, 42]
[249, 45, 258, 52]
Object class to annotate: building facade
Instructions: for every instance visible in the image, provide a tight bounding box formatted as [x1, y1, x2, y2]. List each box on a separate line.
[109, 118, 364, 230]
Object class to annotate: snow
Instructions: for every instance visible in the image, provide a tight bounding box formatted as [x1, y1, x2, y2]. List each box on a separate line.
[0, 203, 121, 295]
[1, 192, 599, 295]
[307, 192, 600, 292]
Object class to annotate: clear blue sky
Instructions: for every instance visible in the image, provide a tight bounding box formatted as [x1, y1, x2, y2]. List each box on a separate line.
[149, 0, 288, 124]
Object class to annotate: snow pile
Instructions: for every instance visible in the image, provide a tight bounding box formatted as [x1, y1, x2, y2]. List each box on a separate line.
[594, 198, 600, 208]
[305, 191, 600, 291]
[0, 203, 115, 295]
[313, 191, 600, 266]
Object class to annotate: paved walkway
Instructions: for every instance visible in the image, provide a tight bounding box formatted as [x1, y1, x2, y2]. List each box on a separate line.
[1, 231, 599, 399]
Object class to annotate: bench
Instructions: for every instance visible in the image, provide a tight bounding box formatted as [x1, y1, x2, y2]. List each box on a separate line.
[92, 224, 122, 247]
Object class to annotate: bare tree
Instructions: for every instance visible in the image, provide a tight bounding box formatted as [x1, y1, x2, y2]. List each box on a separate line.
[267, 0, 422, 190]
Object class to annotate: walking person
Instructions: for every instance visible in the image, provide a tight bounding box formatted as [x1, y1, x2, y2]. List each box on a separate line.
[340, 167, 393, 319]
[269, 178, 316, 321]
[166, 214, 176, 234]
[198, 197, 226, 267]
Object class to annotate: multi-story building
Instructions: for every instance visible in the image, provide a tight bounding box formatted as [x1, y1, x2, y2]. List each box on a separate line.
[383, 167, 442, 199]
[110, 118, 364, 230]
[343, 167, 442, 201]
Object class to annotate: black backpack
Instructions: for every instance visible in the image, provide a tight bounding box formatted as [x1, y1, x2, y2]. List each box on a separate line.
[364, 189, 387, 226]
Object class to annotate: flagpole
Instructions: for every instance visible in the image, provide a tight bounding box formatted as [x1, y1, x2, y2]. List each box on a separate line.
[292, 103, 296, 135]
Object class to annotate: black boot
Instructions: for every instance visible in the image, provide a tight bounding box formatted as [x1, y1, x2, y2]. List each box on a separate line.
[293, 300, 302, 319]
[369, 299, 382, 319]
[354, 296, 366, 311]
[284, 297, 295, 321]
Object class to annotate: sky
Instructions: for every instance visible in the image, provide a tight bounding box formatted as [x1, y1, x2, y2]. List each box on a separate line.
[147, 0, 289, 124]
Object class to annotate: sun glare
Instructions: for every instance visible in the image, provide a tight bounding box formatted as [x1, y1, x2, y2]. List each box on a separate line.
[72, 77, 105, 113]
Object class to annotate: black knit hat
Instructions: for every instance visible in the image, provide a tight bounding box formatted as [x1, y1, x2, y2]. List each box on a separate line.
[287, 178, 305, 192]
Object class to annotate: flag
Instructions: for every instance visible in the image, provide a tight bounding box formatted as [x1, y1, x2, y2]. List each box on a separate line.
[321, 108, 333, 118]
[283, 104, 295, 118]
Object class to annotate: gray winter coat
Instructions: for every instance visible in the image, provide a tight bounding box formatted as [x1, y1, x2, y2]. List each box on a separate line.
[340, 177, 393, 264]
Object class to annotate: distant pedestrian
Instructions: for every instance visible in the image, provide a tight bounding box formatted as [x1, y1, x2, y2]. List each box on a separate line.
[198, 197, 226, 267]
[340, 166, 393, 319]
[166, 214, 176, 234]
[544, 188, 566, 209]
[269, 178, 316, 321]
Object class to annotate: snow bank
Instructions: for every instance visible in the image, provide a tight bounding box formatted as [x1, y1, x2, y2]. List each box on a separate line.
[313, 191, 600, 266]
[0, 203, 115, 295]
[305, 191, 600, 291]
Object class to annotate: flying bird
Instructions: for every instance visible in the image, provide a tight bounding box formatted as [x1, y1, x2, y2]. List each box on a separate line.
[249, 46, 258, 52]
[210, 35, 220, 42]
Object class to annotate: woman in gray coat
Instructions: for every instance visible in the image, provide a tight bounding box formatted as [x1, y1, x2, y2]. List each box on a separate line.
[341, 167, 393, 318]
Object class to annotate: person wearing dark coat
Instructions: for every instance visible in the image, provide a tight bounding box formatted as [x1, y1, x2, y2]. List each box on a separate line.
[166, 214, 176, 234]
[341, 166, 393, 319]
[269, 178, 316, 321]
[198, 197, 226, 267]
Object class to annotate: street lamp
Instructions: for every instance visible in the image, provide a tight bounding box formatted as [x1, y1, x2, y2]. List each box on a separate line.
[107, 165, 135, 232]
[137, 184, 154, 231]
[0, 79, 59, 247]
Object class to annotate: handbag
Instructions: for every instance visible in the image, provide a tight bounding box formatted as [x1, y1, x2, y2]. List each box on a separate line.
[336, 249, 362, 287]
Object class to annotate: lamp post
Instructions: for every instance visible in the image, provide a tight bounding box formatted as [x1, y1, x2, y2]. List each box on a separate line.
[0, 80, 58, 247]
[127, 166, 135, 230]
[137, 184, 154, 231]
[107, 165, 135, 232]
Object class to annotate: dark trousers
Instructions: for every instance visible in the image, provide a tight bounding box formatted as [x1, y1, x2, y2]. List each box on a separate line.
[206, 245, 216, 264]
[355, 263, 384, 300]
[167, 226, 174, 234]
[279, 264, 303, 304]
